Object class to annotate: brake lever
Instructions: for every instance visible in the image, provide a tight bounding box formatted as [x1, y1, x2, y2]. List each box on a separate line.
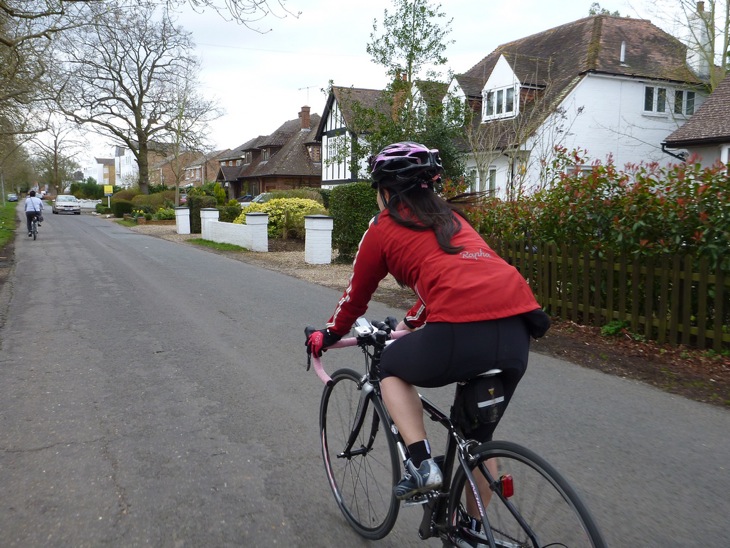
[304, 326, 316, 371]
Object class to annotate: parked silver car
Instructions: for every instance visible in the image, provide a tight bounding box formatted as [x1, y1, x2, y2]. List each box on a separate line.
[52, 195, 81, 215]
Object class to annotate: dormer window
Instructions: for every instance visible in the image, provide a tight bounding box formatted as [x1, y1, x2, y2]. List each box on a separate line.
[483, 85, 517, 121]
[262, 148, 270, 161]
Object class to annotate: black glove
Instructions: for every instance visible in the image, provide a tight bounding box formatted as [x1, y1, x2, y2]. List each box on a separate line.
[305, 328, 342, 357]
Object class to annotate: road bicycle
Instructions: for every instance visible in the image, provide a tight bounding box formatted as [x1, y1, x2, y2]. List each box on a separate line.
[306, 317, 606, 547]
[30, 213, 41, 240]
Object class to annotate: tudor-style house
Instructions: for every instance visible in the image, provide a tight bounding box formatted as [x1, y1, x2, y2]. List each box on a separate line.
[663, 74, 730, 167]
[216, 106, 321, 199]
[315, 86, 387, 188]
[448, 14, 709, 198]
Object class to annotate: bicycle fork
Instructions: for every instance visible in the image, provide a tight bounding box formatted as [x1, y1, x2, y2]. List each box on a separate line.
[338, 377, 376, 459]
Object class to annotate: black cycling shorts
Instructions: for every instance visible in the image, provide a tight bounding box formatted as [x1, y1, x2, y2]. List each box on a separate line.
[379, 316, 531, 441]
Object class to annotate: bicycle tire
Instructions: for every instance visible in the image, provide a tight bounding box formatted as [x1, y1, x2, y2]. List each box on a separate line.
[32, 222, 37, 240]
[319, 368, 400, 539]
[446, 440, 606, 548]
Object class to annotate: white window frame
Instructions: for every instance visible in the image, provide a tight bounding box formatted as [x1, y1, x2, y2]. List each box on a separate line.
[644, 85, 668, 114]
[673, 90, 696, 116]
[488, 167, 497, 196]
[483, 85, 518, 121]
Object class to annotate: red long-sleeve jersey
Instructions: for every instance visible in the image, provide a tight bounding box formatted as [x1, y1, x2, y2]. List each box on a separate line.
[326, 208, 541, 336]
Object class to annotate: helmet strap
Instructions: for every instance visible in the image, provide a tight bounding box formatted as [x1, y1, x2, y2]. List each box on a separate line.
[378, 187, 390, 207]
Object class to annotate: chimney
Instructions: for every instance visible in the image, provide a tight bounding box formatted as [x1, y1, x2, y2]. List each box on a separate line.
[687, 1, 711, 79]
[299, 106, 311, 130]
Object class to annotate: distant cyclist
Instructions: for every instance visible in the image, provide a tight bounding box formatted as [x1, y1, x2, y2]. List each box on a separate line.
[306, 142, 550, 532]
[24, 190, 44, 237]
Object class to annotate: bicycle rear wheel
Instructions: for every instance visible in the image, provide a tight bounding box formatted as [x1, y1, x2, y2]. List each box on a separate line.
[32, 222, 37, 240]
[447, 440, 606, 548]
[320, 368, 400, 539]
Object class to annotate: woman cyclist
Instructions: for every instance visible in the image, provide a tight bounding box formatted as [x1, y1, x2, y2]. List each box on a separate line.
[306, 142, 549, 533]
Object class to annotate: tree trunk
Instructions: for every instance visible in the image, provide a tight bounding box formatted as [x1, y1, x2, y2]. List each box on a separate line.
[138, 141, 150, 194]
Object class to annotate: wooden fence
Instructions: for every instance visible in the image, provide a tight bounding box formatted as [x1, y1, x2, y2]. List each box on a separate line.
[491, 241, 730, 352]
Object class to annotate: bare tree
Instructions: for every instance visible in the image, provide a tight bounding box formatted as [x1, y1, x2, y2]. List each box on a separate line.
[632, 0, 729, 89]
[162, 57, 222, 204]
[31, 121, 85, 195]
[54, 3, 219, 193]
[1, 1, 299, 46]
[462, 56, 583, 199]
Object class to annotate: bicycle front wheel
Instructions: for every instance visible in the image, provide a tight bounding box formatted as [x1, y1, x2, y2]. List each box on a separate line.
[320, 368, 400, 540]
[448, 440, 606, 548]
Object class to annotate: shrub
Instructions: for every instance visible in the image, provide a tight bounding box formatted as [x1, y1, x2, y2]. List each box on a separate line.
[234, 197, 327, 239]
[111, 188, 140, 203]
[328, 182, 378, 262]
[469, 146, 730, 269]
[154, 207, 176, 220]
[187, 194, 217, 233]
[218, 204, 242, 223]
[111, 199, 134, 218]
[95, 204, 112, 215]
[266, 188, 325, 204]
[131, 191, 176, 211]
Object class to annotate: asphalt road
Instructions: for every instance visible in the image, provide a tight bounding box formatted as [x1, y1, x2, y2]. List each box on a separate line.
[1, 211, 728, 547]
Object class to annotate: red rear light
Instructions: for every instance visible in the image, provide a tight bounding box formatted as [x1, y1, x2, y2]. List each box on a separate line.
[500, 474, 514, 498]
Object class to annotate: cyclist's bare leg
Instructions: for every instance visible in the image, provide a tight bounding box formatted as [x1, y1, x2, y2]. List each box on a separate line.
[381, 376, 427, 447]
[465, 458, 498, 517]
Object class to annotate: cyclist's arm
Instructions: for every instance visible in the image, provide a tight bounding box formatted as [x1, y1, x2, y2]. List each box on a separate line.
[326, 222, 388, 336]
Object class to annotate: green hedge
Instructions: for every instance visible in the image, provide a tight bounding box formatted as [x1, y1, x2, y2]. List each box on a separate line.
[188, 195, 217, 233]
[328, 182, 378, 262]
[469, 146, 730, 270]
[111, 199, 134, 218]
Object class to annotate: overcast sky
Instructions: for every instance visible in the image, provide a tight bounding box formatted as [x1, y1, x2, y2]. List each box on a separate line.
[174, 0, 647, 153]
[83, 0, 664, 164]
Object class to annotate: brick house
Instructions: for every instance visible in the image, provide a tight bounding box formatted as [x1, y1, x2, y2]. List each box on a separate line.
[216, 106, 321, 200]
[148, 150, 203, 188]
[182, 149, 230, 188]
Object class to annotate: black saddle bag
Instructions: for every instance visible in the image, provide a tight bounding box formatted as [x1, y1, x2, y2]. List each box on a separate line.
[451, 374, 505, 435]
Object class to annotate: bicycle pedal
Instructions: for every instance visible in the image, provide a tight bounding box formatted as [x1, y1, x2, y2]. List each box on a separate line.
[403, 491, 434, 507]
[402, 494, 430, 507]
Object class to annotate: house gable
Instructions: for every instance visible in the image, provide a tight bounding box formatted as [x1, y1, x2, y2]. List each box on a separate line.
[316, 86, 387, 185]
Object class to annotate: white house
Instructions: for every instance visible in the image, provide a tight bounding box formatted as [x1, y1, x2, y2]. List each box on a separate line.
[451, 14, 709, 198]
[114, 145, 138, 188]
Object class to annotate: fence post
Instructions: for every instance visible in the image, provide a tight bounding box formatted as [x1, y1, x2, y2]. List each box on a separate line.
[304, 214, 334, 265]
[245, 212, 269, 252]
[175, 206, 190, 235]
[200, 208, 219, 240]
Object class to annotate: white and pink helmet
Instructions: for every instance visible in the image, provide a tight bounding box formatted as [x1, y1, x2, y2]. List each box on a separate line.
[368, 142, 443, 189]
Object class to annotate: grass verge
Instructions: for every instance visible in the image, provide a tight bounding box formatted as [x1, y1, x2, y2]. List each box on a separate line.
[0, 201, 18, 249]
[188, 238, 247, 252]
